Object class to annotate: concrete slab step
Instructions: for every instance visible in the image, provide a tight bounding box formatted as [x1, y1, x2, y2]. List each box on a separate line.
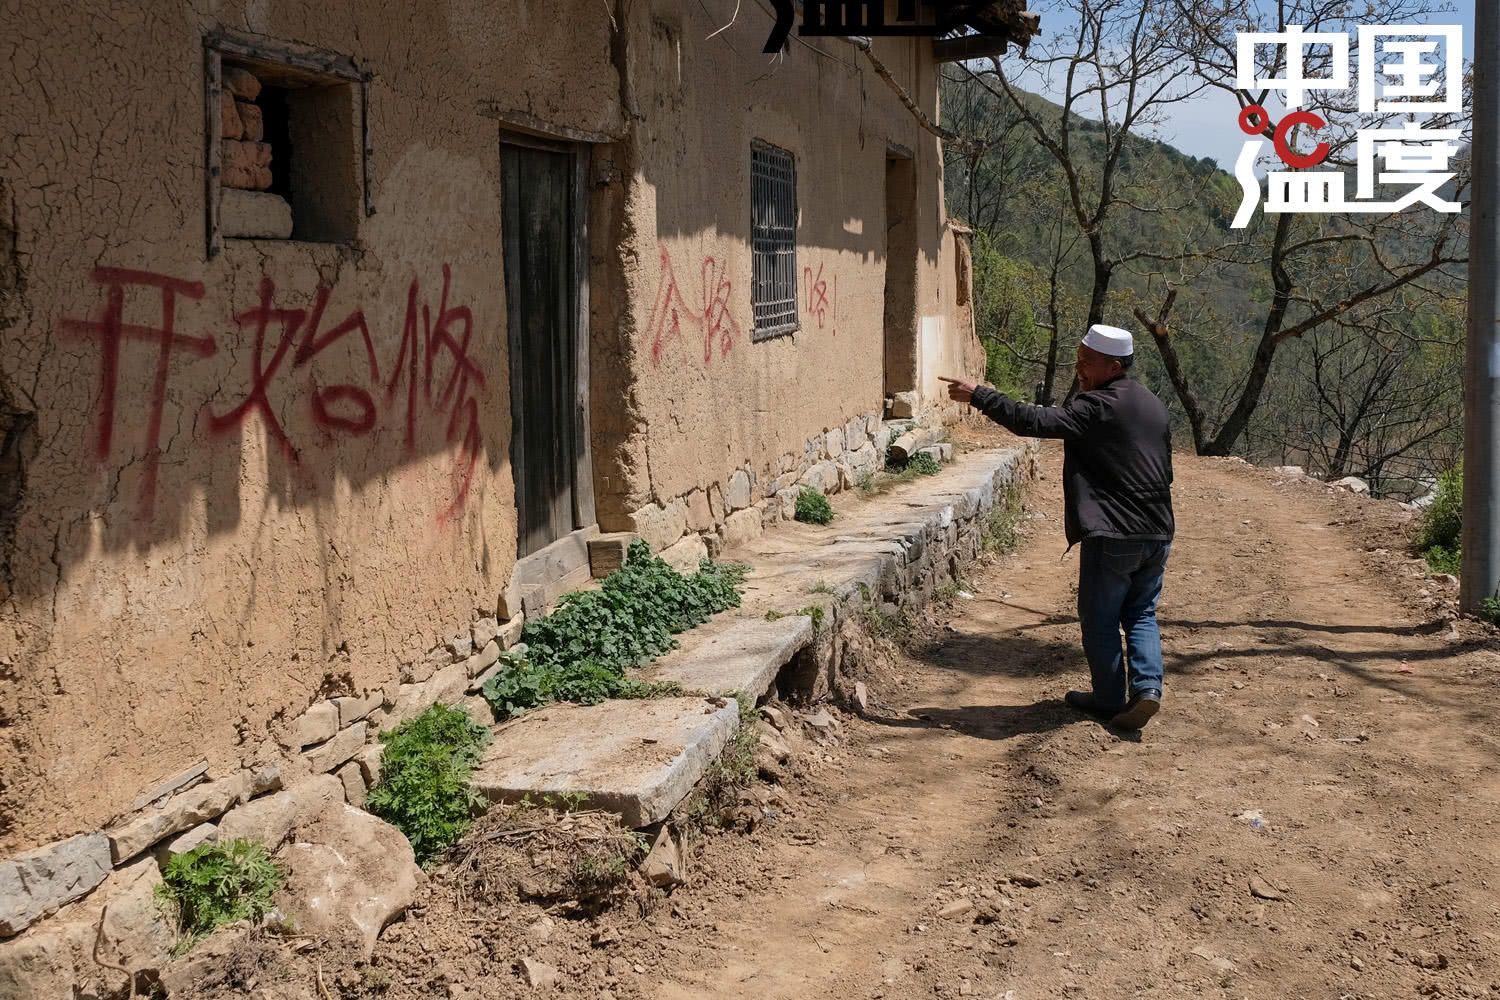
[470, 697, 740, 827]
[640, 615, 815, 698]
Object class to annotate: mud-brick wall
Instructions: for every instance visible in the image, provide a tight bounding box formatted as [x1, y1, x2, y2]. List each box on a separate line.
[0, 0, 620, 855]
[589, 0, 983, 539]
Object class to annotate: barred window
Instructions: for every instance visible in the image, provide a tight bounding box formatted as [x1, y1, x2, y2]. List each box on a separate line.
[751, 141, 798, 339]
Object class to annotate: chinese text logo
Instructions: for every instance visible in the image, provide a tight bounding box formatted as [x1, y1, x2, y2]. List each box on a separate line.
[1230, 24, 1464, 228]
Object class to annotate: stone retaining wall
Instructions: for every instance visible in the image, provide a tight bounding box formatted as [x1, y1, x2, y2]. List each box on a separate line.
[778, 443, 1036, 703]
[620, 411, 944, 570]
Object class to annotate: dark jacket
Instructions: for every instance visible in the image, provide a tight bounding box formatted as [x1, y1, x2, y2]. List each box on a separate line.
[971, 377, 1174, 546]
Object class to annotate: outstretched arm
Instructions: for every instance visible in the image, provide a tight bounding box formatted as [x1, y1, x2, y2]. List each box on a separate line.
[940, 376, 1099, 441]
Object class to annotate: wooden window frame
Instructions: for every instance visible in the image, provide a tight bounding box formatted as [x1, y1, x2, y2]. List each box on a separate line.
[203, 28, 374, 257]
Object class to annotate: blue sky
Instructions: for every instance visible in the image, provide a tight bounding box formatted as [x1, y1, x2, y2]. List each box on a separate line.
[1011, 2, 1477, 168]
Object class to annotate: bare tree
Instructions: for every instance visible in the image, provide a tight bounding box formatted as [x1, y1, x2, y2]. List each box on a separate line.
[965, 0, 1220, 329]
[1134, 0, 1471, 457]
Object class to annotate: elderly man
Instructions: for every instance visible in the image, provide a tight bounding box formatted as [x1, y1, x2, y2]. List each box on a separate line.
[941, 325, 1174, 730]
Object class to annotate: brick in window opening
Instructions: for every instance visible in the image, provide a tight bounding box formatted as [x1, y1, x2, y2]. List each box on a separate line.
[215, 54, 360, 244]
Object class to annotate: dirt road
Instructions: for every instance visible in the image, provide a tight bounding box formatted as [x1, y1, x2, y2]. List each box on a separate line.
[247, 440, 1499, 1000]
[640, 441, 1500, 1000]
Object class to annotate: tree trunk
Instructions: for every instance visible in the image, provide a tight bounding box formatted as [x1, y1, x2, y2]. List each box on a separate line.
[1204, 215, 1295, 456]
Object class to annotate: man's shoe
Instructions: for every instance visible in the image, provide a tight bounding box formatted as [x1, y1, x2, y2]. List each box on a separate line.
[1064, 690, 1117, 721]
[1110, 690, 1161, 730]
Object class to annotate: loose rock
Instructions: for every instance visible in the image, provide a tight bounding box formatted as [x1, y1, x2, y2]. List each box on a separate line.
[520, 956, 560, 989]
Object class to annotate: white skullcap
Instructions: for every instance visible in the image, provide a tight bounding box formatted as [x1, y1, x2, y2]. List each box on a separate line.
[1081, 324, 1134, 357]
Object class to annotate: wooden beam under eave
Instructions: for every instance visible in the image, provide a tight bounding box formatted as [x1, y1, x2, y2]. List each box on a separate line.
[932, 35, 1012, 63]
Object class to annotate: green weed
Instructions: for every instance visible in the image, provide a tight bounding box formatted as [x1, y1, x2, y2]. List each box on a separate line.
[981, 482, 1026, 554]
[682, 695, 760, 834]
[481, 541, 748, 718]
[366, 704, 491, 864]
[808, 579, 834, 594]
[1480, 595, 1500, 627]
[1417, 465, 1462, 573]
[156, 839, 283, 951]
[907, 452, 942, 476]
[862, 606, 912, 641]
[794, 487, 835, 525]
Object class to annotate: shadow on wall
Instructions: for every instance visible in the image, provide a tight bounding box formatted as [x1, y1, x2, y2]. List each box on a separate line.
[4, 249, 510, 604]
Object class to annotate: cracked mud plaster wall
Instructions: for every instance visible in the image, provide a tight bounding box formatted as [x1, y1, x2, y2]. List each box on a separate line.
[599, 1, 983, 518]
[0, 0, 619, 853]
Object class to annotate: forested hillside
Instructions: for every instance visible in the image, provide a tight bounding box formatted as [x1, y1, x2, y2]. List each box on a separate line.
[942, 52, 1468, 500]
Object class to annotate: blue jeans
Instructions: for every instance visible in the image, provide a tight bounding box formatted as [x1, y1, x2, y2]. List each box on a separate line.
[1077, 537, 1170, 712]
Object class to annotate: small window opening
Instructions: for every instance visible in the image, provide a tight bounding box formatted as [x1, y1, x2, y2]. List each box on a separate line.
[206, 32, 370, 252]
[751, 140, 798, 339]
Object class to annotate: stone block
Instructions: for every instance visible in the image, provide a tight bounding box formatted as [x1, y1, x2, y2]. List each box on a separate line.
[249, 762, 283, 796]
[469, 657, 507, 694]
[130, 760, 209, 810]
[497, 614, 525, 649]
[155, 822, 217, 861]
[471, 616, 502, 648]
[220, 91, 243, 140]
[447, 634, 474, 661]
[385, 662, 469, 730]
[461, 694, 493, 727]
[708, 483, 726, 523]
[237, 100, 264, 142]
[825, 426, 846, 458]
[723, 507, 764, 548]
[403, 646, 449, 685]
[471, 698, 740, 827]
[464, 639, 501, 678]
[770, 470, 801, 494]
[106, 771, 251, 863]
[333, 691, 384, 729]
[641, 615, 815, 698]
[353, 745, 383, 790]
[215, 774, 343, 849]
[849, 442, 880, 478]
[888, 391, 917, 419]
[0, 902, 93, 996]
[280, 803, 421, 959]
[760, 492, 785, 526]
[845, 415, 869, 450]
[588, 532, 635, 576]
[800, 461, 839, 495]
[336, 762, 368, 809]
[222, 66, 262, 100]
[660, 533, 708, 574]
[685, 488, 715, 531]
[0, 833, 112, 937]
[702, 532, 723, 559]
[627, 500, 687, 551]
[304, 723, 368, 774]
[281, 701, 339, 750]
[724, 469, 753, 511]
[776, 487, 801, 520]
[220, 188, 292, 239]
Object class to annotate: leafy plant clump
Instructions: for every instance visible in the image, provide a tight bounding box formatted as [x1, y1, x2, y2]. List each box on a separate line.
[794, 487, 834, 525]
[482, 541, 749, 718]
[156, 839, 283, 950]
[1480, 595, 1500, 627]
[366, 704, 491, 864]
[1416, 464, 1461, 574]
[907, 452, 942, 476]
